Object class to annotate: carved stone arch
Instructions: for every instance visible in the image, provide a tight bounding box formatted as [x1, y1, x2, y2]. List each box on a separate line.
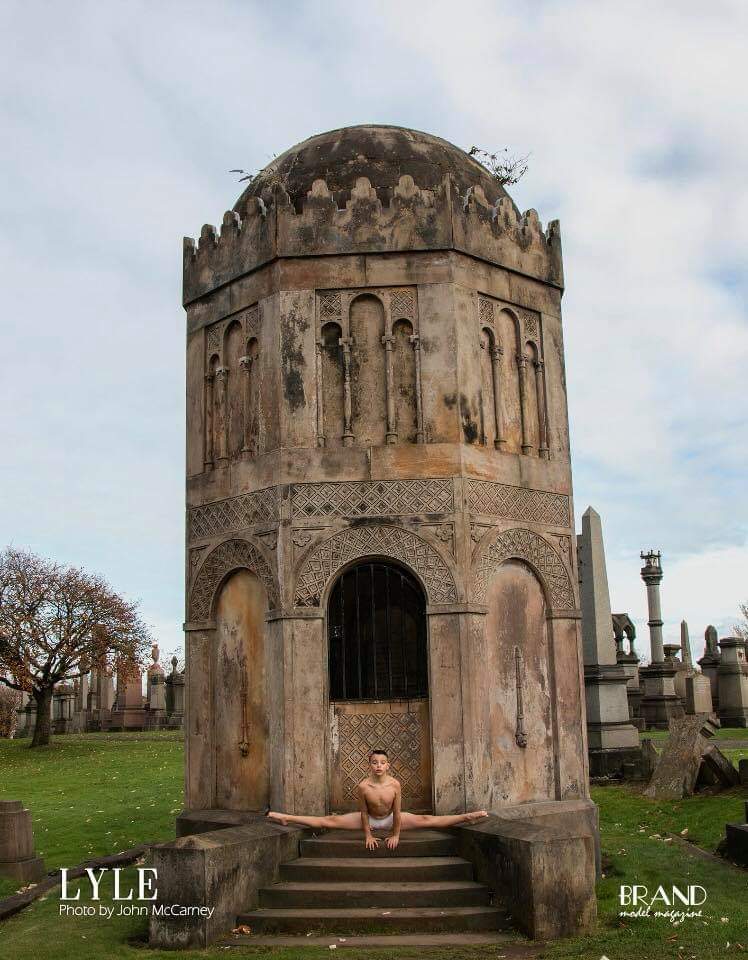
[189, 537, 280, 620]
[471, 527, 574, 610]
[294, 523, 458, 607]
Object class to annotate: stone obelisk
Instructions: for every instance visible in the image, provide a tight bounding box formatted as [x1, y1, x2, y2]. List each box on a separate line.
[577, 507, 639, 774]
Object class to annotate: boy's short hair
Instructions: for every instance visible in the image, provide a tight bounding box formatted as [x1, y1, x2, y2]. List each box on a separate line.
[369, 748, 388, 760]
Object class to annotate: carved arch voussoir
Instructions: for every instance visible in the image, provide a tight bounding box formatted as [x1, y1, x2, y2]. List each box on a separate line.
[294, 524, 458, 607]
[471, 527, 574, 609]
[189, 537, 279, 620]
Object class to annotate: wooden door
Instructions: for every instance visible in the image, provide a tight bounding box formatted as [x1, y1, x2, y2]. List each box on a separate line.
[329, 699, 432, 812]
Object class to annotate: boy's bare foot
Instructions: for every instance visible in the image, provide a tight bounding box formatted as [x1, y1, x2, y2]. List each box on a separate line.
[464, 810, 489, 823]
[267, 811, 288, 825]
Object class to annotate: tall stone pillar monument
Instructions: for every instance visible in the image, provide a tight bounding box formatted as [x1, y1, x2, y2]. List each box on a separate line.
[577, 507, 639, 773]
[638, 551, 683, 728]
[717, 637, 748, 728]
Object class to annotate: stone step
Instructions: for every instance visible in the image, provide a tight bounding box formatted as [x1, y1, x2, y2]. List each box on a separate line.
[237, 905, 512, 934]
[258, 880, 490, 909]
[300, 829, 457, 859]
[280, 855, 473, 883]
[219, 932, 528, 949]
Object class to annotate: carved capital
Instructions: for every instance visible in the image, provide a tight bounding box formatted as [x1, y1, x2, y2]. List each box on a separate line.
[204, 372, 215, 384]
[215, 366, 229, 381]
[491, 346, 503, 361]
[239, 355, 253, 372]
[381, 334, 395, 348]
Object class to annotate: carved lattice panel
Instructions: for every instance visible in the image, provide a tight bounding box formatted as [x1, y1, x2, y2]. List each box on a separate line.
[472, 527, 574, 609]
[467, 480, 570, 527]
[291, 478, 453, 519]
[189, 488, 280, 541]
[330, 702, 432, 812]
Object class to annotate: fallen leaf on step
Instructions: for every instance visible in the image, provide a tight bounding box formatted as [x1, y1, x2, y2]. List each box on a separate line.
[231, 925, 251, 935]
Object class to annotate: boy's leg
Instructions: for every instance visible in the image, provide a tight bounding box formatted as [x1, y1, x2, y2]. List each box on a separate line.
[399, 810, 488, 830]
[267, 811, 363, 829]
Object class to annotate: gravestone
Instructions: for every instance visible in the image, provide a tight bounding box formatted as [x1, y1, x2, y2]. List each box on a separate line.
[638, 552, 684, 728]
[685, 674, 713, 716]
[0, 801, 45, 882]
[725, 801, 748, 866]
[644, 717, 738, 799]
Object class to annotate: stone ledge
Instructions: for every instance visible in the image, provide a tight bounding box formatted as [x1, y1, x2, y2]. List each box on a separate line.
[149, 819, 304, 949]
[453, 799, 598, 940]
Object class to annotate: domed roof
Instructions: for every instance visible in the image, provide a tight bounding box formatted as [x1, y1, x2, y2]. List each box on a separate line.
[235, 124, 510, 210]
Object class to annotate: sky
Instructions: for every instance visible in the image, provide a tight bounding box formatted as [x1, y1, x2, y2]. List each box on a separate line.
[1, 0, 746, 665]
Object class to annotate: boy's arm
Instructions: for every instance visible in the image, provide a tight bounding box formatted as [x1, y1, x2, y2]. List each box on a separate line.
[384, 780, 402, 850]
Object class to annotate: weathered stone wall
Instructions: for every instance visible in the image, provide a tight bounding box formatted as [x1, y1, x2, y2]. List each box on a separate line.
[182, 129, 587, 817]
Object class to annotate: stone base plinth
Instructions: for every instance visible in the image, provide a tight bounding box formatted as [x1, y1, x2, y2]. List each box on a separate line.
[640, 663, 685, 729]
[454, 799, 598, 940]
[588, 746, 644, 778]
[0, 856, 45, 883]
[718, 709, 748, 729]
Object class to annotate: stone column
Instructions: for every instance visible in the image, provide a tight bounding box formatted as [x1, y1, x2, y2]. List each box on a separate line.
[214, 367, 229, 462]
[339, 337, 354, 447]
[239, 355, 253, 453]
[641, 551, 664, 663]
[698, 625, 721, 711]
[638, 551, 684, 729]
[577, 507, 639, 775]
[382, 333, 397, 443]
[203, 372, 214, 468]
[0, 801, 45, 882]
[517, 353, 533, 455]
[314, 338, 325, 447]
[535, 358, 549, 459]
[490, 345, 505, 449]
[717, 637, 748, 728]
[410, 333, 425, 444]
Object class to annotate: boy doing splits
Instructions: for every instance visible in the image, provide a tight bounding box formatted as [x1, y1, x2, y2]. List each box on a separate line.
[267, 749, 488, 850]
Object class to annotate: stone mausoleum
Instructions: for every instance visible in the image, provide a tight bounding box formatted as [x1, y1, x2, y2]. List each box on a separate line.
[159, 125, 597, 946]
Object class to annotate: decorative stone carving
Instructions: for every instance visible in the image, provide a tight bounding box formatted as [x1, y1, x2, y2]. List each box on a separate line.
[189, 545, 209, 575]
[189, 488, 280, 541]
[472, 527, 574, 609]
[390, 288, 415, 321]
[339, 711, 424, 801]
[189, 538, 279, 619]
[319, 291, 342, 322]
[294, 524, 457, 606]
[256, 530, 278, 552]
[467, 480, 570, 527]
[520, 310, 540, 342]
[206, 321, 223, 354]
[478, 295, 494, 326]
[291, 478, 453, 519]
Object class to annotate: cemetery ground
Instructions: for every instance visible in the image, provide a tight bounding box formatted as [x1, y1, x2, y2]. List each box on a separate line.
[0, 733, 746, 960]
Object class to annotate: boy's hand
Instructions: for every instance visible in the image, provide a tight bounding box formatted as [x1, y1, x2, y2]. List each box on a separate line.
[385, 834, 399, 850]
[365, 834, 380, 851]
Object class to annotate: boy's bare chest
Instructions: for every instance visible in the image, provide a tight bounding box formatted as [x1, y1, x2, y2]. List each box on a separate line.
[362, 780, 396, 813]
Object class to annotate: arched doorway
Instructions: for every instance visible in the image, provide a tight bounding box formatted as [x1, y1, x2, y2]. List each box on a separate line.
[327, 560, 432, 812]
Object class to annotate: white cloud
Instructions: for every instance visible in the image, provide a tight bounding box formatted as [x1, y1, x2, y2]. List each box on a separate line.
[0, 0, 745, 649]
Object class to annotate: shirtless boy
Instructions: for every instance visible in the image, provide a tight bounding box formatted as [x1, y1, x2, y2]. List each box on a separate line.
[267, 749, 488, 850]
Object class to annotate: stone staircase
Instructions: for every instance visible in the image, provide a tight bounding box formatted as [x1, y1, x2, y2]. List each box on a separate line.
[237, 828, 511, 935]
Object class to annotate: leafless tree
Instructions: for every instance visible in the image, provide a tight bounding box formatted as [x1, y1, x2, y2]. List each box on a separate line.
[0, 547, 151, 747]
[467, 146, 529, 187]
[735, 601, 748, 642]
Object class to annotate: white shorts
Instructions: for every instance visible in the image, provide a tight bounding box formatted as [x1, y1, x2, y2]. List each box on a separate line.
[368, 812, 393, 831]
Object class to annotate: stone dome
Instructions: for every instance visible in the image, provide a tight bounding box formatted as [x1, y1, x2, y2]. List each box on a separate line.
[235, 124, 510, 210]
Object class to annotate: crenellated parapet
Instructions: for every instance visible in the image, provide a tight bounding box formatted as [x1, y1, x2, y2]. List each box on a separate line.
[183, 173, 563, 305]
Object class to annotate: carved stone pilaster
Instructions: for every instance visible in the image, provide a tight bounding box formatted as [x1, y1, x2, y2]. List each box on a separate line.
[490, 345, 505, 449]
[339, 337, 354, 447]
[214, 367, 229, 462]
[535, 358, 549, 459]
[410, 333, 425, 444]
[517, 354, 533, 455]
[382, 333, 397, 443]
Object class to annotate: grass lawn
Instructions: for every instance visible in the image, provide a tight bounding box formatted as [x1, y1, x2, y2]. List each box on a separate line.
[0, 732, 746, 960]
